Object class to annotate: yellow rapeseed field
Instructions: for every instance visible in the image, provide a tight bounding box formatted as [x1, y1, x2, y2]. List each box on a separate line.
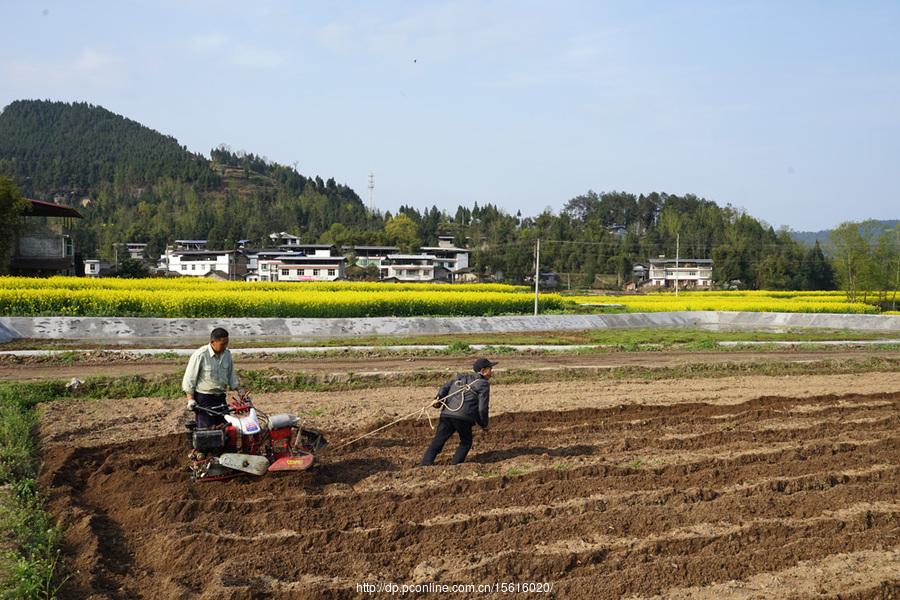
[0, 277, 885, 317]
[0, 276, 522, 294]
[565, 290, 878, 314]
[0, 277, 561, 318]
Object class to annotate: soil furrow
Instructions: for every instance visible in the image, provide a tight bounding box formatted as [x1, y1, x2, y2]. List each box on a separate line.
[39, 388, 900, 599]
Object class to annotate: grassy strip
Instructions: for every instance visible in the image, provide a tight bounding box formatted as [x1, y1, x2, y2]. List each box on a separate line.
[0, 384, 66, 599]
[2, 327, 896, 352]
[4, 343, 900, 371]
[4, 356, 896, 402]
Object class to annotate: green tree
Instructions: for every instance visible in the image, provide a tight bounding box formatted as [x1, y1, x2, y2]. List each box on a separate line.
[581, 251, 597, 288]
[712, 244, 748, 286]
[828, 222, 871, 302]
[889, 224, 900, 310]
[318, 222, 352, 249]
[0, 176, 28, 274]
[871, 225, 900, 307]
[799, 241, 835, 290]
[385, 214, 421, 253]
[116, 257, 151, 278]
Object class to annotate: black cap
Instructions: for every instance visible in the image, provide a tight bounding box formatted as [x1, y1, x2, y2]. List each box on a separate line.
[473, 358, 498, 372]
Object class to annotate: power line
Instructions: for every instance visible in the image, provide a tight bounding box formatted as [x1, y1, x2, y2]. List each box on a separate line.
[467, 239, 827, 252]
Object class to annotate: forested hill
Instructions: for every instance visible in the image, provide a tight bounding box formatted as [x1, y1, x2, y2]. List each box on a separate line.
[791, 220, 899, 248]
[0, 100, 218, 194]
[0, 100, 372, 259]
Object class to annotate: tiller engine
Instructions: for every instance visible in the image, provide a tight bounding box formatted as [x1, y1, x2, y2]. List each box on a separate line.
[185, 391, 327, 481]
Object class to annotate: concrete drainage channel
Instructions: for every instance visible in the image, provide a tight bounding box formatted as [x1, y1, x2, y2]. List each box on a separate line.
[1, 312, 899, 346]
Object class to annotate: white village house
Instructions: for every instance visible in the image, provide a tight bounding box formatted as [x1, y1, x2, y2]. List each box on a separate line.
[152, 232, 469, 284]
[11, 199, 81, 277]
[419, 235, 470, 274]
[347, 245, 400, 270]
[257, 252, 345, 282]
[648, 258, 713, 288]
[124, 242, 147, 260]
[158, 247, 248, 280]
[380, 254, 439, 282]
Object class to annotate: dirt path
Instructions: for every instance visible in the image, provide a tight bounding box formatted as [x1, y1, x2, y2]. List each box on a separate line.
[6, 348, 900, 382]
[37, 369, 900, 599]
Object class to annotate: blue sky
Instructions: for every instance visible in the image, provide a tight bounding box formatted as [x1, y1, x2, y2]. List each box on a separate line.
[2, 1, 898, 230]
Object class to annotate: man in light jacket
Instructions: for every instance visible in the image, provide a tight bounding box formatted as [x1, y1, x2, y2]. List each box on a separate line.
[182, 327, 241, 428]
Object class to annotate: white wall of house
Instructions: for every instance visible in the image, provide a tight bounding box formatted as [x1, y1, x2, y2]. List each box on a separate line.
[19, 234, 71, 258]
[351, 247, 399, 269]
[382, 255, 436, 281]
[356, 256, 386, 268]
[125, 243, 147, 260]
[269, 232, 301, 248]
[258, 258, 344, 281]
[84, 260, 100, 277]
[648, 261, 713, 287]
[165, 252, 235, 277]
[419, 247, 469, 272]
[293, 247, 334, 257]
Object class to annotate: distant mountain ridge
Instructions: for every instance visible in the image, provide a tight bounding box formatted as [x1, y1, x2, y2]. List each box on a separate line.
[790, 220, 899, 247]
[0, 99, 371, 258]
[0, 99, 218, 196]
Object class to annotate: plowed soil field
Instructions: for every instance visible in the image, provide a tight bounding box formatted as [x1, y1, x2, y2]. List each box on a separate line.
[38, 374, 900, 599]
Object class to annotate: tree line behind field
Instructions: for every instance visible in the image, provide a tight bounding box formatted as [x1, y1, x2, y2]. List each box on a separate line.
[0, 100, 897, 301]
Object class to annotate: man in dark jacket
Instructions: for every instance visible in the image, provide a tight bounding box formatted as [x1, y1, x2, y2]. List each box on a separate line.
[420, 357, 496, 466]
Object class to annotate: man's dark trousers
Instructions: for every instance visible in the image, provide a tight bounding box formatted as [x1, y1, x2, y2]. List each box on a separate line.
[193, 391, 227, 428]
[421, 416, 474, 466]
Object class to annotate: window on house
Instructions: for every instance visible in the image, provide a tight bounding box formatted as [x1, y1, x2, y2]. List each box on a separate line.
[261, 264, 268, 271]
[281, 269, 289, 276]
[328, 269, 335, 276]
[191, 264, 196, 271]
[313, 269, 320, 276]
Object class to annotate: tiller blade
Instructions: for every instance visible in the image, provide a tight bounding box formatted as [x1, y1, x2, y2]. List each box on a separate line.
[218, 453, 270, 476]
[268, 454, 315, 472]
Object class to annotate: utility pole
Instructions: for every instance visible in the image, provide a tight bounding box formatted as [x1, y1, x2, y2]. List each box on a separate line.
[533, 238, 540, 316]
[675, 233, 680, 297]
[367, 172, 375, 213]
[893, 227, 899, 310]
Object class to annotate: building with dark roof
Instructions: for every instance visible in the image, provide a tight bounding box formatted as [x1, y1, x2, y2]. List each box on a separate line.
[11, 199, 82, 276]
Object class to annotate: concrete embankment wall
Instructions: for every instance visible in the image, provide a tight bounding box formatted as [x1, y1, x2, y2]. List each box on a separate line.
[1, 312, 898, 344]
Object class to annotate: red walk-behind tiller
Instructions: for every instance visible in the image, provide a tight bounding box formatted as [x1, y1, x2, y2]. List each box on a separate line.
[185, 390, 327, 481]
